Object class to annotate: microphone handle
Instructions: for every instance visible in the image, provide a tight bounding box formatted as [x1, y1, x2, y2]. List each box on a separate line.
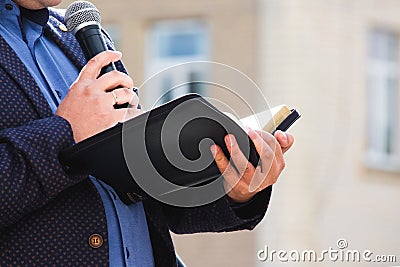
[75, 24, 116, 76]
[75, 24, 129, 108]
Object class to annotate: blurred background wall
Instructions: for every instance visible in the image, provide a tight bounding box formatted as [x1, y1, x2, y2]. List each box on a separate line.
[59, 0, 400, 266]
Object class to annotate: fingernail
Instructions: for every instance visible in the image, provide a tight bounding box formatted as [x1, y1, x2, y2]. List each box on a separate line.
[210, 145, 217, 156]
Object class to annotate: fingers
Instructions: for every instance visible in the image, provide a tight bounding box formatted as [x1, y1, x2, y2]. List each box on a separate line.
[210, 143, 258, 202]
[210, 144, 240, 191]
[224, 134, 255, 183]
[246, 129, 276, 171]
[253, 129, 286, 176]
[79, 51, 122, 80]
[254, 129, 294, 154]
[56, 50, 143, 143]
[210, 145, 237, 177]
[108, 88, 138, 106]
[212, 130, 290, 203]
[94, 71, 134, 92]
[246, 129, 278, 191]
[274, 130, 295, 154]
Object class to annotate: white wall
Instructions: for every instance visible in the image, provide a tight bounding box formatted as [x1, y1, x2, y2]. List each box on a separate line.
[256, 0, 400, 266]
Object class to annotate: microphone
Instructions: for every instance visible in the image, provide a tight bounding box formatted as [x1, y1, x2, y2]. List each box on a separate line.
[65, 1, 116, 75]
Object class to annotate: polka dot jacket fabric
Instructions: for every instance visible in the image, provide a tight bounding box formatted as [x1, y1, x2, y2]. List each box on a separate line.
[0, 8, 271, 267]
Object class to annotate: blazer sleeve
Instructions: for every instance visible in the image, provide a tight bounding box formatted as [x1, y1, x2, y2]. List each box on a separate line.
[164, 186, 272, 234]
[0, 116, 86, 231]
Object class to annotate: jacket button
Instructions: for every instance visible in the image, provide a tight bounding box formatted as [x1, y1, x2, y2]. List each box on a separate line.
[89, 234, 103, 249]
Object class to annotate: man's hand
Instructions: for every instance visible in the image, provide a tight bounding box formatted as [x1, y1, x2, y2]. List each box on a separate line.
[56, 51, 142, 143]
[210, 130, 294, 203]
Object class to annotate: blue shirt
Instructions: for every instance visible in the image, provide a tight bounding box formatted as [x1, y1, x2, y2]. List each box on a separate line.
[0, 1, 154, 266]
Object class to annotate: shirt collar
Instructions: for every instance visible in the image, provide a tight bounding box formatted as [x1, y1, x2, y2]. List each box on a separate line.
[19, 6, 49, 26]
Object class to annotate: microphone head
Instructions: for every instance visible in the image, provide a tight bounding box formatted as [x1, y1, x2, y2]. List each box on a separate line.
[65, 1, 101, 34]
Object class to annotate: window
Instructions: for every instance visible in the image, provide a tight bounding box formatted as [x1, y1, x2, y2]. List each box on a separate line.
[145, 19, 210, 106]
[365, 29, 400, 171]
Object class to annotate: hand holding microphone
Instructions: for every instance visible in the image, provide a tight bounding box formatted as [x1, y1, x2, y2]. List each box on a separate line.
[64, 0, 116, 75]
[56, 1, 141, 143]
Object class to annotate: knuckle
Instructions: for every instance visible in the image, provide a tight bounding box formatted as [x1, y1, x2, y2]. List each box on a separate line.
[88, 56, 99, 66]
[234, 184, 248, 196]
[239, 163, 253, 176]
[112, 72, 134, 88]
[214, 153, 224, 162]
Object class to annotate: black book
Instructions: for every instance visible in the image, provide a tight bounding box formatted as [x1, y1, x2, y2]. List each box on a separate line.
[59, 94, 300, 204]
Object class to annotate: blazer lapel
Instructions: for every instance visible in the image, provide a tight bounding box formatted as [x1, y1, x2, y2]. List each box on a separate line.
[46, 8, 128, 74]
[45, 9, 86, 71]
[0, 35, 53, 119]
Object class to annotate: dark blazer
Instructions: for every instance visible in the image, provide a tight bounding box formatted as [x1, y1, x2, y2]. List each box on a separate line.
[0, 8, 272, 267]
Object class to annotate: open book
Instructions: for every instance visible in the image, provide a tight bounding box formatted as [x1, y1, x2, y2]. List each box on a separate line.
[224, 104, 299, 134]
